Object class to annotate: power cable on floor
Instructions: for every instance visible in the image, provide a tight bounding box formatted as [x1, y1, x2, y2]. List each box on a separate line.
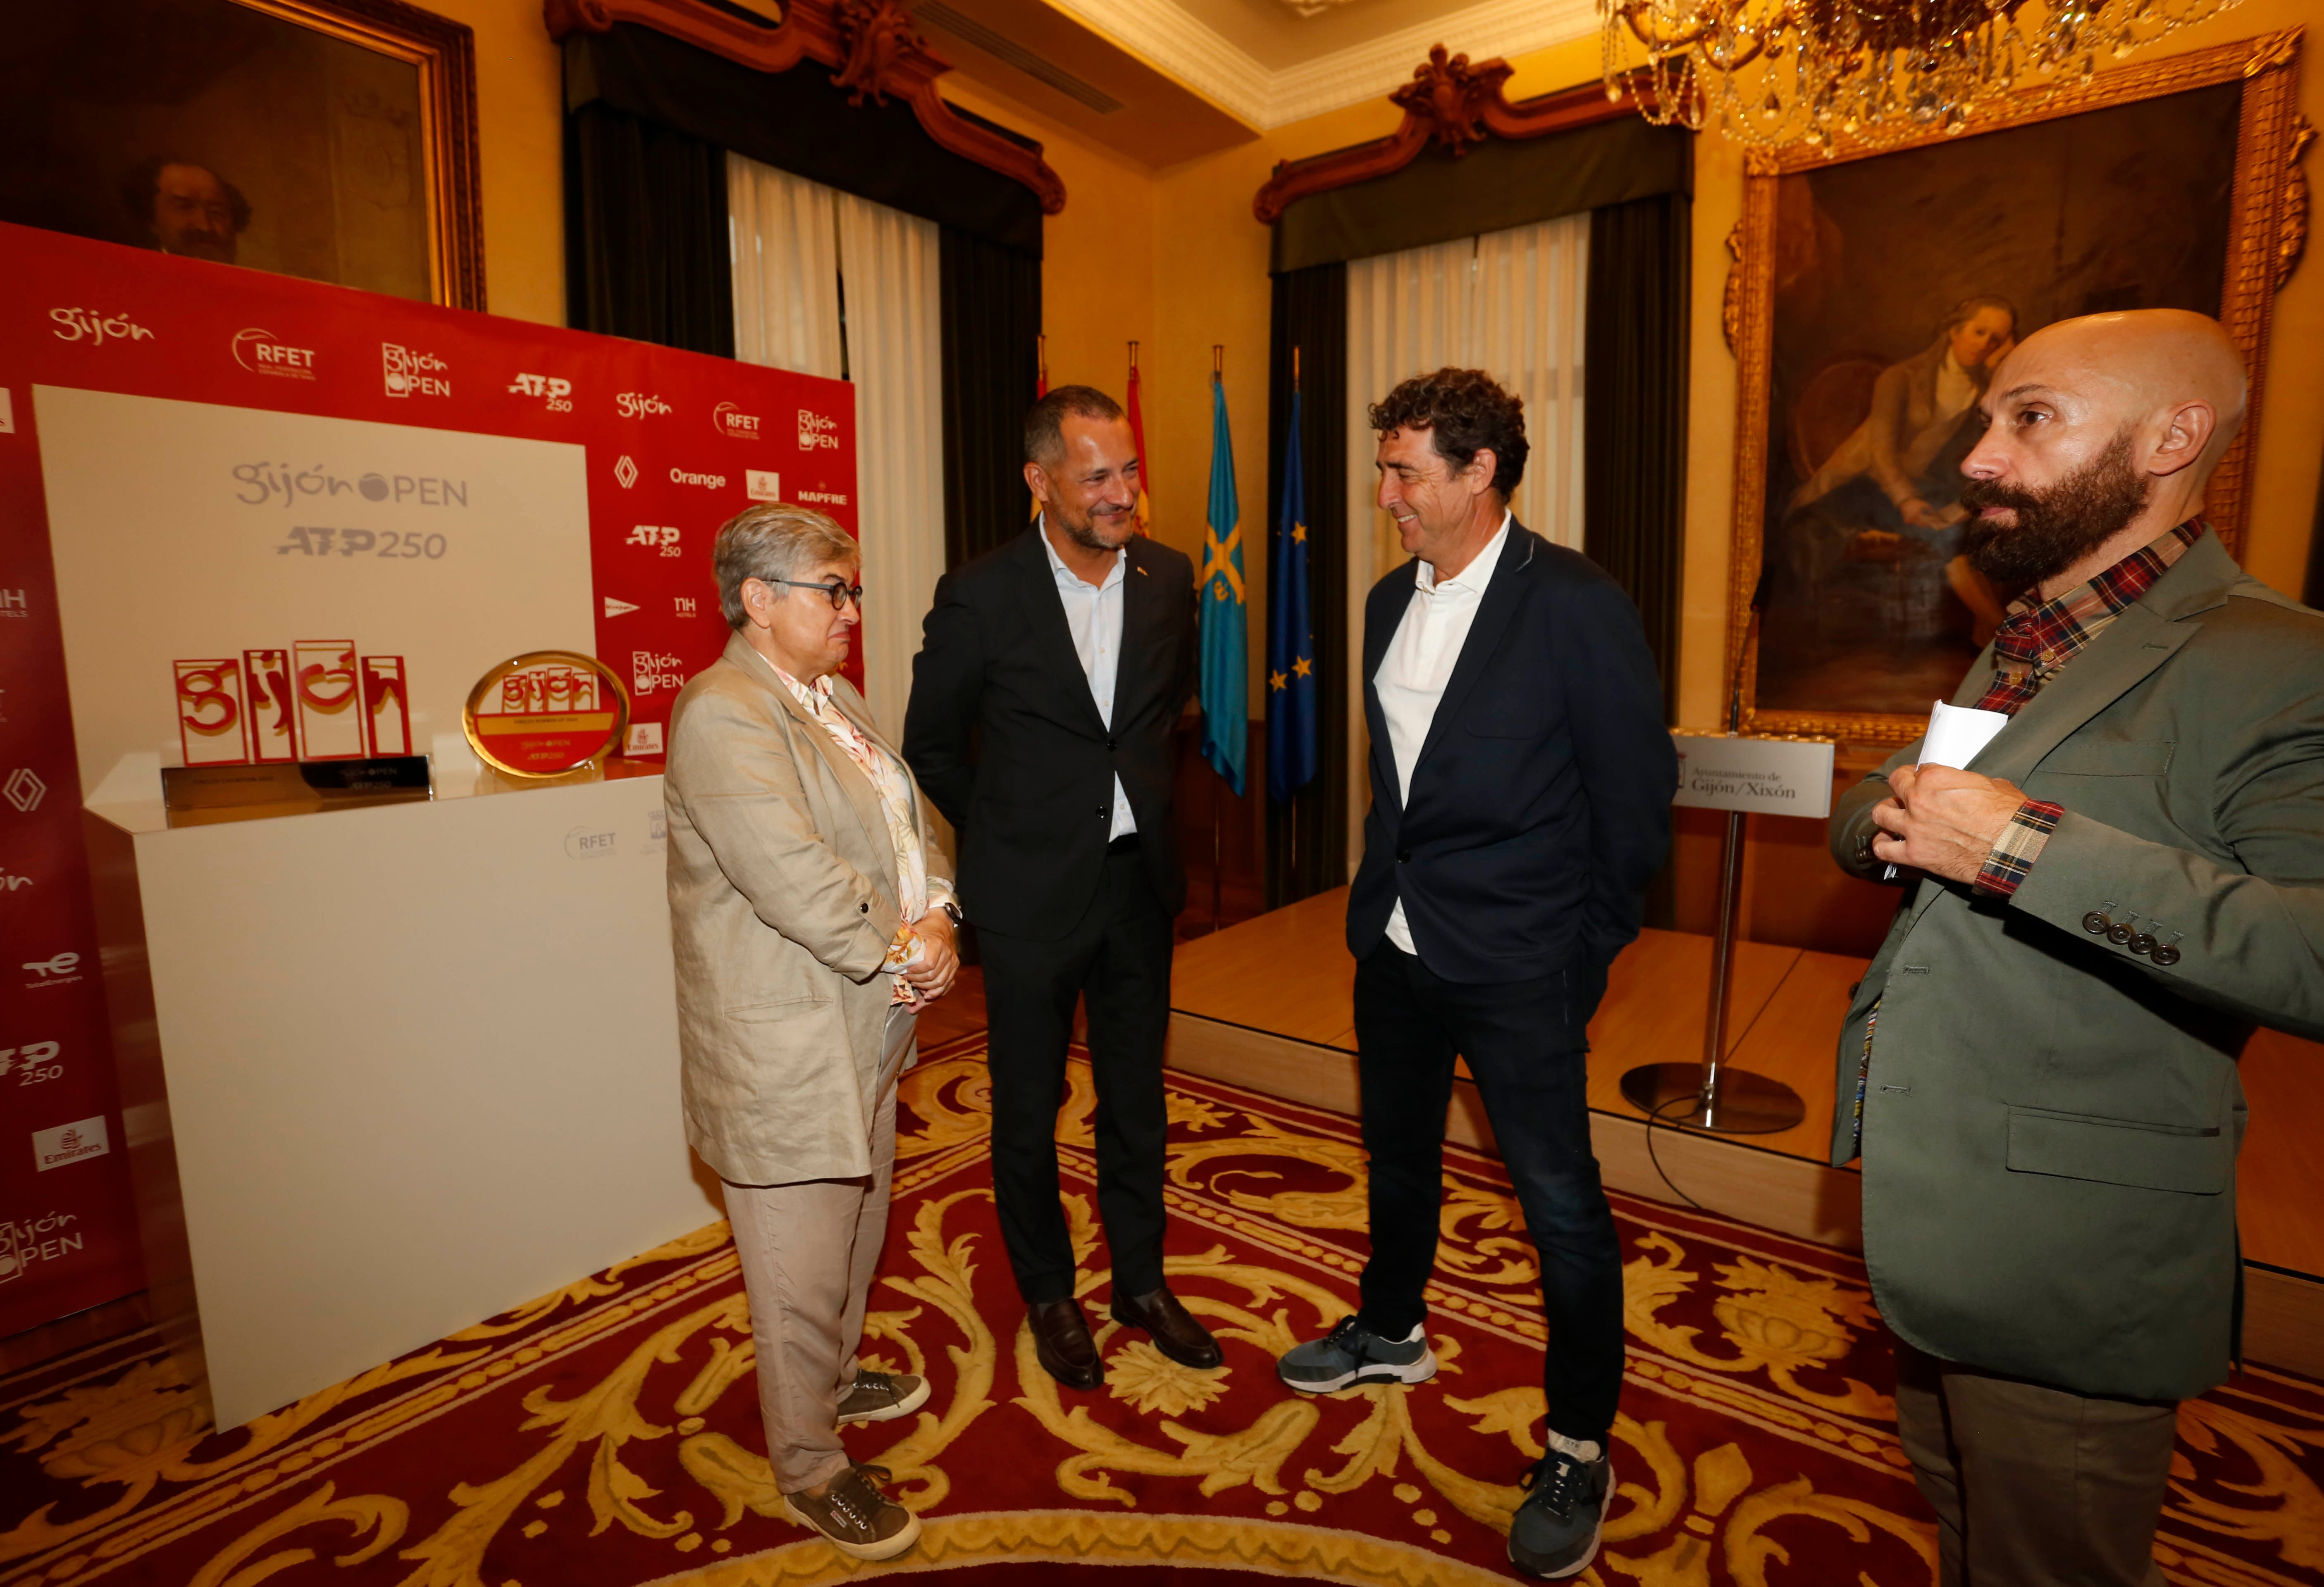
[1636, 955, 1804, 1214]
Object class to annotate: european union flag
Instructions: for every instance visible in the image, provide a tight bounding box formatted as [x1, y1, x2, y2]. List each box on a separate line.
[1267, 390, 1317, 802]
[1198, 377, 1247, 795]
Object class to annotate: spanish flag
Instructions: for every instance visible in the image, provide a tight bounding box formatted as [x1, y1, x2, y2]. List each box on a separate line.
[1126, 350, 1152, 535]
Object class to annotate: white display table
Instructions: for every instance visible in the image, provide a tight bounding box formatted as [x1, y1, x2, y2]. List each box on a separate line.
[85, 773, 715, 1430]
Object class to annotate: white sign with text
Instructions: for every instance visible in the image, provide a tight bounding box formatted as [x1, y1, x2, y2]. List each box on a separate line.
[1672, 733, 1835, 818]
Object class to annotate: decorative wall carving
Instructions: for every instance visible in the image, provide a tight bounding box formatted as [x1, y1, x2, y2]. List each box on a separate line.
[1253, 52, 1650, 223]
[542, 0, 1066, 214]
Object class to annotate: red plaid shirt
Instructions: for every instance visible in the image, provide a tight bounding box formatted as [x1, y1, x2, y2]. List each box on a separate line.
[1971, 519, 2206, 895]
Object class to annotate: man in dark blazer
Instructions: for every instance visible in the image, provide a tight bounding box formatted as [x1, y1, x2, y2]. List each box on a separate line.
[1831, 310, 2324, 1585]
[903, 385, 1216, 1391]
[1274, 368, 1674, 1580]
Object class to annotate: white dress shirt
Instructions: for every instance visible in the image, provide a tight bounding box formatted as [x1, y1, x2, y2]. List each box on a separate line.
[1039, 518, 1137, 840]
[1374, 512, 1511, 953]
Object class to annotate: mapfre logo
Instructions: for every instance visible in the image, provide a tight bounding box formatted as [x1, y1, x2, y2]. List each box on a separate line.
[798, 409, 840, 450]
[508, 372, 573, 411]
[713, 401, 762, 441]
[51, 308, 154, 346]
[232, 329, 316, 380]
[617, 392, 673, 419]
[382, 343, 450, 398]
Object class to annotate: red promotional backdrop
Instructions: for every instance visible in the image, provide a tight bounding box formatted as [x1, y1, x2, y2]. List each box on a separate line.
[0, 222, 858, 1336]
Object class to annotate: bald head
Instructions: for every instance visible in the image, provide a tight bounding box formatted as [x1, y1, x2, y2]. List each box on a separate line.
[1958, 309, 2245, 597]
[1999, 309, 2246, 469]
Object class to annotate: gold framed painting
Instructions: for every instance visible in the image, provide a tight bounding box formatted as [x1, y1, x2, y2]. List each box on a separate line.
[1725, 29, 2309, 745]
[0, 0, 484, 307]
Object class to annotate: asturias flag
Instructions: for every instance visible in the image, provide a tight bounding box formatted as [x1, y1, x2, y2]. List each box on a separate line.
[1198, 377, 1247, 795]
[1267, 390, 1317, 801]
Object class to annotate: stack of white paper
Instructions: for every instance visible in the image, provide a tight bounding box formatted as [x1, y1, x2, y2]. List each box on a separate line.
[1921, 699, 2010, 769]
[1880, 700, 2012, 880]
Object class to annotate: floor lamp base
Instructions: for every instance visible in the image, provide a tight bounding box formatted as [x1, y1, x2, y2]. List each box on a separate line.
[1618, 1063, 1808, 1135]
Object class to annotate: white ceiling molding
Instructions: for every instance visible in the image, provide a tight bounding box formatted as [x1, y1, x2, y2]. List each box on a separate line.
[1042, 0, 1601, 131]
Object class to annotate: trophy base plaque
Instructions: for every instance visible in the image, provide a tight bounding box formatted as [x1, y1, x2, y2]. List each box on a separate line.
[161, 757, 433, 827]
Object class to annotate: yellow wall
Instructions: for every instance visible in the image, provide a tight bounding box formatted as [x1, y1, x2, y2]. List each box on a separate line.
[420, 0, 568, 326]
[426, 0, 2322, 727]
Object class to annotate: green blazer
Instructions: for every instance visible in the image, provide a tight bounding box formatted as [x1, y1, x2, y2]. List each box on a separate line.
[1828, 531, 2324, 1401]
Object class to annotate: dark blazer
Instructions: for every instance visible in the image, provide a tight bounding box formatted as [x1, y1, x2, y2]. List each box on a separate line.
[903, 525, 1197, 940]
[1348, 522, 1675, 982]
[1828, 532, 2324, 1401]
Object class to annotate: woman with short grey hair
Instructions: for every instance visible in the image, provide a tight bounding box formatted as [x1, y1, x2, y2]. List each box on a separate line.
[663, 501, 960, 1561]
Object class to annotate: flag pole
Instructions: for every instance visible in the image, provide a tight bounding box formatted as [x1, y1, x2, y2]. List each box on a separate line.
[1287, 345, 1300, 889]
[1210, 343, 1226, 934]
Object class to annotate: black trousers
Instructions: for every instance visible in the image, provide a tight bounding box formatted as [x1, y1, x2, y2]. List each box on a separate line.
[1353, 943, 1624, 1446]
[978, 844, 1173, 1305]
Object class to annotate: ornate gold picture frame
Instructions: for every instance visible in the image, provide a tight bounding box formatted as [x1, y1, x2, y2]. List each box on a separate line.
[0, 0, 484, 309]
[1724, 29, 2309, 745]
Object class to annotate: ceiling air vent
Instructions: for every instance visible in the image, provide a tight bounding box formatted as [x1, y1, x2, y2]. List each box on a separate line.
[914, 2, 1125, 114]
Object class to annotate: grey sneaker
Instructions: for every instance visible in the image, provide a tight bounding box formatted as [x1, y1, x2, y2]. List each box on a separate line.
[1508, 1435, 1613, 1578]
[784, 1461, 921, 1560]
[1277, 1315, 1436, 1393]
[836, 1368, 930, 1425]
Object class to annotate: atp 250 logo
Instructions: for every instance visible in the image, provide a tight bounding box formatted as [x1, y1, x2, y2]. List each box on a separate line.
[508, 372, 573, 412]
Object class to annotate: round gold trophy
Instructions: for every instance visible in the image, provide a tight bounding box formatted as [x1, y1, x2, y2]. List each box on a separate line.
[462, 651, 630, 779]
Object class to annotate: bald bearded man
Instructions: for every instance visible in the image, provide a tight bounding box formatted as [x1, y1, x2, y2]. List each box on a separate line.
[1829, 309, 2324, 1585]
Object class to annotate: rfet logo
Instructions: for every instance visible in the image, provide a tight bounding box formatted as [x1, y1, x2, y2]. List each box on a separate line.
[509, 372, 573, 411]
[713, 401, 762, 441]
[617, 392, 673, 419]
[382, 343, 450, 398]
[232, 329, 316, 381]
[798, 408, 840, 450]
[51, 308, 154, 346]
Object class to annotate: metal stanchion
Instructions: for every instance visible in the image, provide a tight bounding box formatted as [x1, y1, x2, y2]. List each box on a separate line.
[1619, 804, 1806, 1132]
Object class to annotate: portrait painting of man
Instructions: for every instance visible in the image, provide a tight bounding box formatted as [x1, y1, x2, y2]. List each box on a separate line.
[0, 0, 468, 305]
[1753, 81, 2243, 721]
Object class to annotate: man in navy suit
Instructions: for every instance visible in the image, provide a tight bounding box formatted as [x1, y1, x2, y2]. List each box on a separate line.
[1275, 369, 1675, 1580]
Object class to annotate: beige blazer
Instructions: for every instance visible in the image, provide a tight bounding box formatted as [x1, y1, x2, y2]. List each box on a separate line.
[664, 631, 953, 1185]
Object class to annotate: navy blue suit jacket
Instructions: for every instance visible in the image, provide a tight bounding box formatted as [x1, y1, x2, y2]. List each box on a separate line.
[1347, 522, 1676, 982]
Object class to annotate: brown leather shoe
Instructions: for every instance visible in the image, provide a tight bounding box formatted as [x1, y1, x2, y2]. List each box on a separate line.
[1112, 1285, 1223, 1369]
[1027, 1297, 1103, 1389]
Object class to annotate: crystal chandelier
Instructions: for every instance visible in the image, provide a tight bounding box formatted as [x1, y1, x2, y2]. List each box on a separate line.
[1601, 0, 2247, 150]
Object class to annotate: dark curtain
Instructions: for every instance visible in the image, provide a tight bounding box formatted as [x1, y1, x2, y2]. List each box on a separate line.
[1274, 119, 1690, 273]
[566, 25, 1042, 255]
[563, 101, 733, 355]
[1585, 193, 1691, 722]
[939, 227, 1042, 570]
[1264, 263, 1350, 906]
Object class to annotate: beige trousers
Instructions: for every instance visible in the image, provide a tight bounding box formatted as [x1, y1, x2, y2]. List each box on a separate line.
[1894, 1340, 2177, 1587]
[723, 1004, 916, 1494]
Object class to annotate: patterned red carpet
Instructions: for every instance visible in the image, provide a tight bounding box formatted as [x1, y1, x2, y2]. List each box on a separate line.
[5, 1036, 2323, 1585]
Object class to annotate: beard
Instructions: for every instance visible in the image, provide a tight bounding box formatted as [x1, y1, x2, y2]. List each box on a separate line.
[1959, 429, 2150, 591]
[1050, 501, 1135, 553]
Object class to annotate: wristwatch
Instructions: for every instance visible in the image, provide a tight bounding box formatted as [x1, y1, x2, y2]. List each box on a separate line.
[937, 899, 965, 929]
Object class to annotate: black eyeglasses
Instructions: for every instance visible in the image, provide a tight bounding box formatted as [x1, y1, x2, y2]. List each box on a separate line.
[756, 575, 864, 610]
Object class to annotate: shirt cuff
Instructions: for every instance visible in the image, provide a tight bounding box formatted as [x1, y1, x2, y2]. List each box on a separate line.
[1975, 799, 2064, 898]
